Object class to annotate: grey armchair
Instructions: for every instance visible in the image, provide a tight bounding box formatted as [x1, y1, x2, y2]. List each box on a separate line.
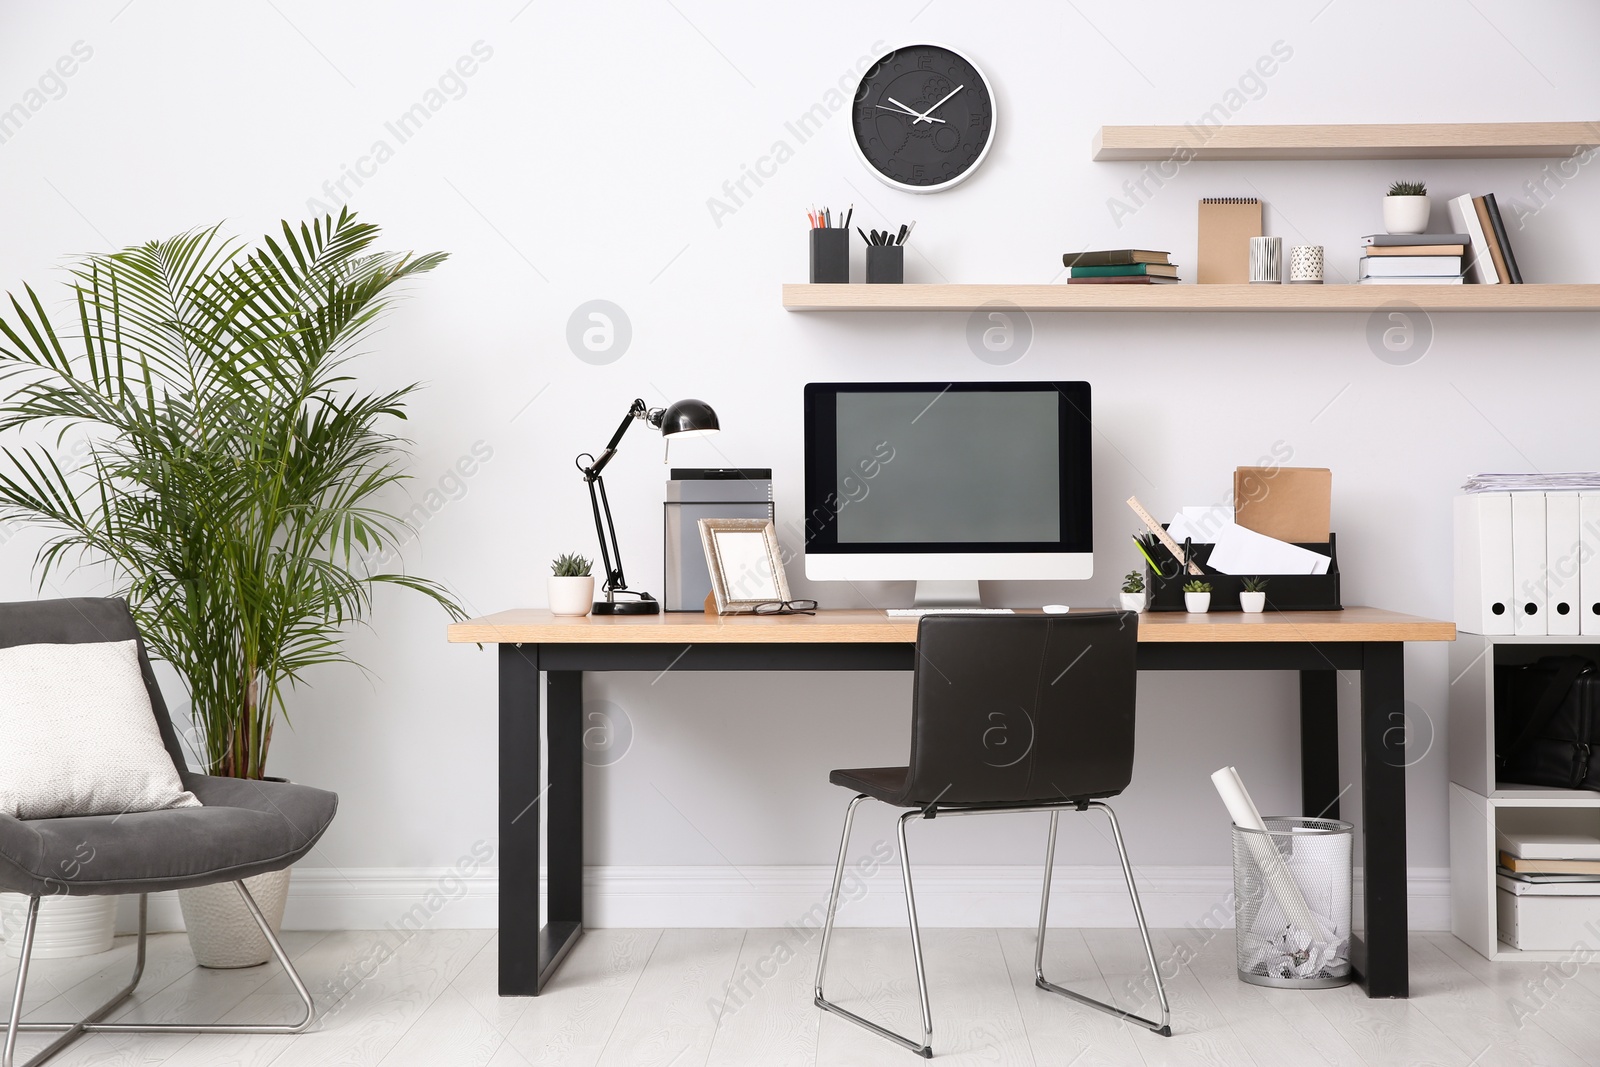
[0, 598, 338, 1067]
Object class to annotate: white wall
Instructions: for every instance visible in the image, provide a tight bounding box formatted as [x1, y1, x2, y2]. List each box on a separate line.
[2, 0, 1597, 929]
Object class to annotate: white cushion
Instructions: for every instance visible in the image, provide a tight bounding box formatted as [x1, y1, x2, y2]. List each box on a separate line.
[0, 640, 200, 819]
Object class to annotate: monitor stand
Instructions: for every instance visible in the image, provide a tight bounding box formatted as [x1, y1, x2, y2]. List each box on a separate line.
[911, 580, 983, 609]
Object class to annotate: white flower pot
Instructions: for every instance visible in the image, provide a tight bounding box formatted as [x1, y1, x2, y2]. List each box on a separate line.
[1239, 591, 1267, 613]
[1382, 195, 1430, 235]
[0, 894, 116, 959]
[1184, 591, 1211, 614]
[1119, 591, 1147, 613]
[178, 868, 292, 968]
[548, 575, 595, 616]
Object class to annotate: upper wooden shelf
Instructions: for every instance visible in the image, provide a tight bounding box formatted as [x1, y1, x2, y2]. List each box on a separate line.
[1092, 122, 1600, 161]
[782, 283, 1600, 313]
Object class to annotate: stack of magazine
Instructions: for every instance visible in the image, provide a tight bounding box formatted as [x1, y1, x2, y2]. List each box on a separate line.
[1462, 472, 1600, 493]
[1498, 832, 1600, 896]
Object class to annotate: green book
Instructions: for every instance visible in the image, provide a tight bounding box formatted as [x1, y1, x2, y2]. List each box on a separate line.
[1070, 263, 1178, 278]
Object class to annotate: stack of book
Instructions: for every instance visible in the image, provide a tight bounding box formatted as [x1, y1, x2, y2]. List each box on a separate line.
[1447, 192, 1524, 284]
[1497, 832, 1600, 949]
[1062, 249, 1179, 284]
[1357, 234, 1468, 285]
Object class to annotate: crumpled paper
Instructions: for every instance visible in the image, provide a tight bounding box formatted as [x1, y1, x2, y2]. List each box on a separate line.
[1244, 923, 1350, 981]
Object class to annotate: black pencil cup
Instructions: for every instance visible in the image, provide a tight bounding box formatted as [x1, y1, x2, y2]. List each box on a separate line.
[866, 245, 904, 284]
[809, 229, 849, 283]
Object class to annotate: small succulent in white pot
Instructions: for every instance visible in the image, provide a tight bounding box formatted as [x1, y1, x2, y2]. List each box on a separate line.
[1383, 180, 1430, 235]
[1239, 576, 1269, 614]
[1119, 569, 1147, 613]
[549, 553, 595, 616]
[1183, 579, 1212, 614]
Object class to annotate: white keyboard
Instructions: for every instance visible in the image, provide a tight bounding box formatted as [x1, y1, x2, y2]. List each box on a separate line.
[885, 607, 1016, 616]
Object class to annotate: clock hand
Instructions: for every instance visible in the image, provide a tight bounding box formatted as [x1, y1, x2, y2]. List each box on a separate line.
[912, 83, 964, 124]
[884, 96, 946, 123]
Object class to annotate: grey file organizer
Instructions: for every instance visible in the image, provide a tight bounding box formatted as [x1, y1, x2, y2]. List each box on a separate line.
[664, 469, 774, 612]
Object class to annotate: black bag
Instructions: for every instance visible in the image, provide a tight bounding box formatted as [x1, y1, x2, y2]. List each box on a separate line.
[1496, 655, 1600, 791]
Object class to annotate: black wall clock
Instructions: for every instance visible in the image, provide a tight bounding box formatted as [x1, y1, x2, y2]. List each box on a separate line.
[850, 43, 997, 193]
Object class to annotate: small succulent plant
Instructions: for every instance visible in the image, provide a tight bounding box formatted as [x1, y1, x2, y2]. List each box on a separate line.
[551, 552, 593, 577]
[1122, 570, 1145, 594]
[1387, 180, 1426, 197]
[1182, 579, 1213, 594]
[1241, 576, 1270, 593]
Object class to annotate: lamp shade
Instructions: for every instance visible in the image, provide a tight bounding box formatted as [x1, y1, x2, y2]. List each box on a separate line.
[657, 398, 719, 438]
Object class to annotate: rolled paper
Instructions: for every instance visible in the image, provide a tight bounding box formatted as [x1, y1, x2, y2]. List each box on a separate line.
[1211, 766, 1333, 943]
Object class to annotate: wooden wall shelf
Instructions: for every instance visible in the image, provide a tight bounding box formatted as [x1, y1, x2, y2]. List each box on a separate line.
[1092, 122, 1600, 161]
[783, 283, 1600, 313]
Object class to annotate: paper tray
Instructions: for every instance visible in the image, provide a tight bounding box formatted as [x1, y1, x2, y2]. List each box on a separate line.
[1144, 531, 1342, 612]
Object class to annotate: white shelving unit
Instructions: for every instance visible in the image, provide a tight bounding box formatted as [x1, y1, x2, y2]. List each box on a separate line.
[1449, 633, 1600, 961]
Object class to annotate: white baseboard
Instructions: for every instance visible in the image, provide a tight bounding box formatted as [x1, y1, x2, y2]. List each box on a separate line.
[115, 865, 1451, 934]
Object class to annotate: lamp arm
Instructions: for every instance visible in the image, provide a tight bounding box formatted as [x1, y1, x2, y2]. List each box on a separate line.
[588, 473, 628, 593]
[581, 399, 649, 481]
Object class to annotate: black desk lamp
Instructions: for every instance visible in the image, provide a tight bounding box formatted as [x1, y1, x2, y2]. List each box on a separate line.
[576, 397, 719, 615]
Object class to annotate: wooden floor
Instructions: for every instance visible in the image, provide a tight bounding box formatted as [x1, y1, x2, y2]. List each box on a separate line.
[4, 926, 1598, 1066]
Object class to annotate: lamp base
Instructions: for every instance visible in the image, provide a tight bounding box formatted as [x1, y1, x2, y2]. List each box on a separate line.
[593, 596, 660, 616]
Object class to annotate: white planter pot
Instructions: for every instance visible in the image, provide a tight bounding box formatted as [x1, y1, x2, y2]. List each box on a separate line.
[1119, 591, 1147, 613]
[0, 894, 116, 959]
[548, 576, 595, 617]
[178, 868, 291, 968]
[1239, 591, 1267, 613]
[1184, 591, 1211, 614]
[1382, 195, 1430, 235]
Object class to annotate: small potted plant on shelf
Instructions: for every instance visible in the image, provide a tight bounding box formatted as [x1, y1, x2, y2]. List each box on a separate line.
[1239, 576, 1269, 614]
[1383, 180, 1430, 235]
[549, 553, 595, 616]
[1183, 579, 1213, 614]
[1120, 570, 1147, 613]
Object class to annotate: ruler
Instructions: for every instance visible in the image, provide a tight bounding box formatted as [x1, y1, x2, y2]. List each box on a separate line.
[1126, 495, 1204, 576]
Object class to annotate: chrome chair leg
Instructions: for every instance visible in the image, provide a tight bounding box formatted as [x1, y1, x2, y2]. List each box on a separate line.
[5, 881, 317, 1067]
[1034, 803, 1172, 1037]
[814, 795, 933, 1058]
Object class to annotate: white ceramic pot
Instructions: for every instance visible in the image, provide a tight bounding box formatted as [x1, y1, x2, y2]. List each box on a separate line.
[1119, 591, 1147, 613]
[548, 575, 595, 617]
[1382, 195, 1430, 235]
[0, 893, 116, 959]
[178, 868, 291, 968]
[1239, 591, 1267, 613]
[1184, 591, 1211, 614]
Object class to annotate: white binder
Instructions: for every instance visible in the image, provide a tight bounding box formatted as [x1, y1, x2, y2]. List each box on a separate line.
[1511, 492, 1547, 636]
[1546, 492, 1582, 635]
[1582, 493, 1600, 636]
[1454, 493, 1513, 635]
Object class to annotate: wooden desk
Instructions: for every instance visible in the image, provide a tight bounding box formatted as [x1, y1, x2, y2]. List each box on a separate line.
[448, 607, 1454, 1000]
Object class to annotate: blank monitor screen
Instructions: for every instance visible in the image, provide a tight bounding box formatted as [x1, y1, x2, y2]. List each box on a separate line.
[803, 382, 1093, 566]
[834, 390, 1060, 543]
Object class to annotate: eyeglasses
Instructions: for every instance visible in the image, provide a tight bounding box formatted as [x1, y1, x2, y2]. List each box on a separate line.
[752, 599, 818, 616]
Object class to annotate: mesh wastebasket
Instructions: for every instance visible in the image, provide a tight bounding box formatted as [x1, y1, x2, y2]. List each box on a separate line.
[1232, 816, 1352, 988]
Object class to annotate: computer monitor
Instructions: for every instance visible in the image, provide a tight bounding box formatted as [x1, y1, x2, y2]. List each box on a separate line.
[803, 381, 1093, 606]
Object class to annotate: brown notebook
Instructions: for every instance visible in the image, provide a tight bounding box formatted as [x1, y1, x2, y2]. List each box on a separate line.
[1500, 852, 1600, 875]
[1366, 244, 1467, 256]
[1197, 198, 1262, 284]
[1234, 467, 1331, 542]
[1473, 197, 1511, 284]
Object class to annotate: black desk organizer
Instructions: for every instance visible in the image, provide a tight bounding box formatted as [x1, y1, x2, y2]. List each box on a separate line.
[1142, 530, 1342, 612]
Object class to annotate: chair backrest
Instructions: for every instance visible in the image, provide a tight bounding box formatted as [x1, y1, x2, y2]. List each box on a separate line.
[0, 597, 190, 775]
[903, 612, 1138, 807]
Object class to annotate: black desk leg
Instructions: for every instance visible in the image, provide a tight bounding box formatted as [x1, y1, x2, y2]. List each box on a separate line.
[1299, 670, 1341, 820]
[498, 649, 584, 996]
[1356, 641, 1409, 998]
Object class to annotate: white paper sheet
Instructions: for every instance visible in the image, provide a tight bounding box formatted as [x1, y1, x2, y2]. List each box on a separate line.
[1166, 506, 1235, 544]
[1206, 522, 1331, 576]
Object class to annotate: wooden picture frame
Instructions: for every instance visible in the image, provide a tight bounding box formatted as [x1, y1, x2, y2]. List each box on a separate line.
[697, 518, 791, 614]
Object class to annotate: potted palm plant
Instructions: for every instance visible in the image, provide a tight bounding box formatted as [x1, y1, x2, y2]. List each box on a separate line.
[0, 211, 463, 966]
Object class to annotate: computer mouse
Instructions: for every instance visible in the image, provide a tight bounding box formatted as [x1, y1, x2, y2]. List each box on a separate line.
[1042, 604, 1070, 615]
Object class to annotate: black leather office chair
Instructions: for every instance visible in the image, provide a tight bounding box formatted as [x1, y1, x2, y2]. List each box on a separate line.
[813, 612, 1170, 1058]
[0, 598, 338, 1067]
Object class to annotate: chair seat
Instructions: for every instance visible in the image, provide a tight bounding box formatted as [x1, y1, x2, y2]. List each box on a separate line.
[829, 766, 911, 804]
[0, 775, 338, 897]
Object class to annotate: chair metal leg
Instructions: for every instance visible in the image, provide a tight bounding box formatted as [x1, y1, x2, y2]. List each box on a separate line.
[1034, 803, 1172, 1037]
[813, 796, 934, 1058]
[4, 881, 316, 1067]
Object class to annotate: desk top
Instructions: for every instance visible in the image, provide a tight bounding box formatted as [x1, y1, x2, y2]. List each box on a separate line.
[448, 606, 1455, 645]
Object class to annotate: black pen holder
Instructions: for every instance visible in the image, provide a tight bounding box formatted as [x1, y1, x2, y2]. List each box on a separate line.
[1142, 530, 1343, 612]
[866, 244, 904, 284]
[809, 229, 850, 284]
